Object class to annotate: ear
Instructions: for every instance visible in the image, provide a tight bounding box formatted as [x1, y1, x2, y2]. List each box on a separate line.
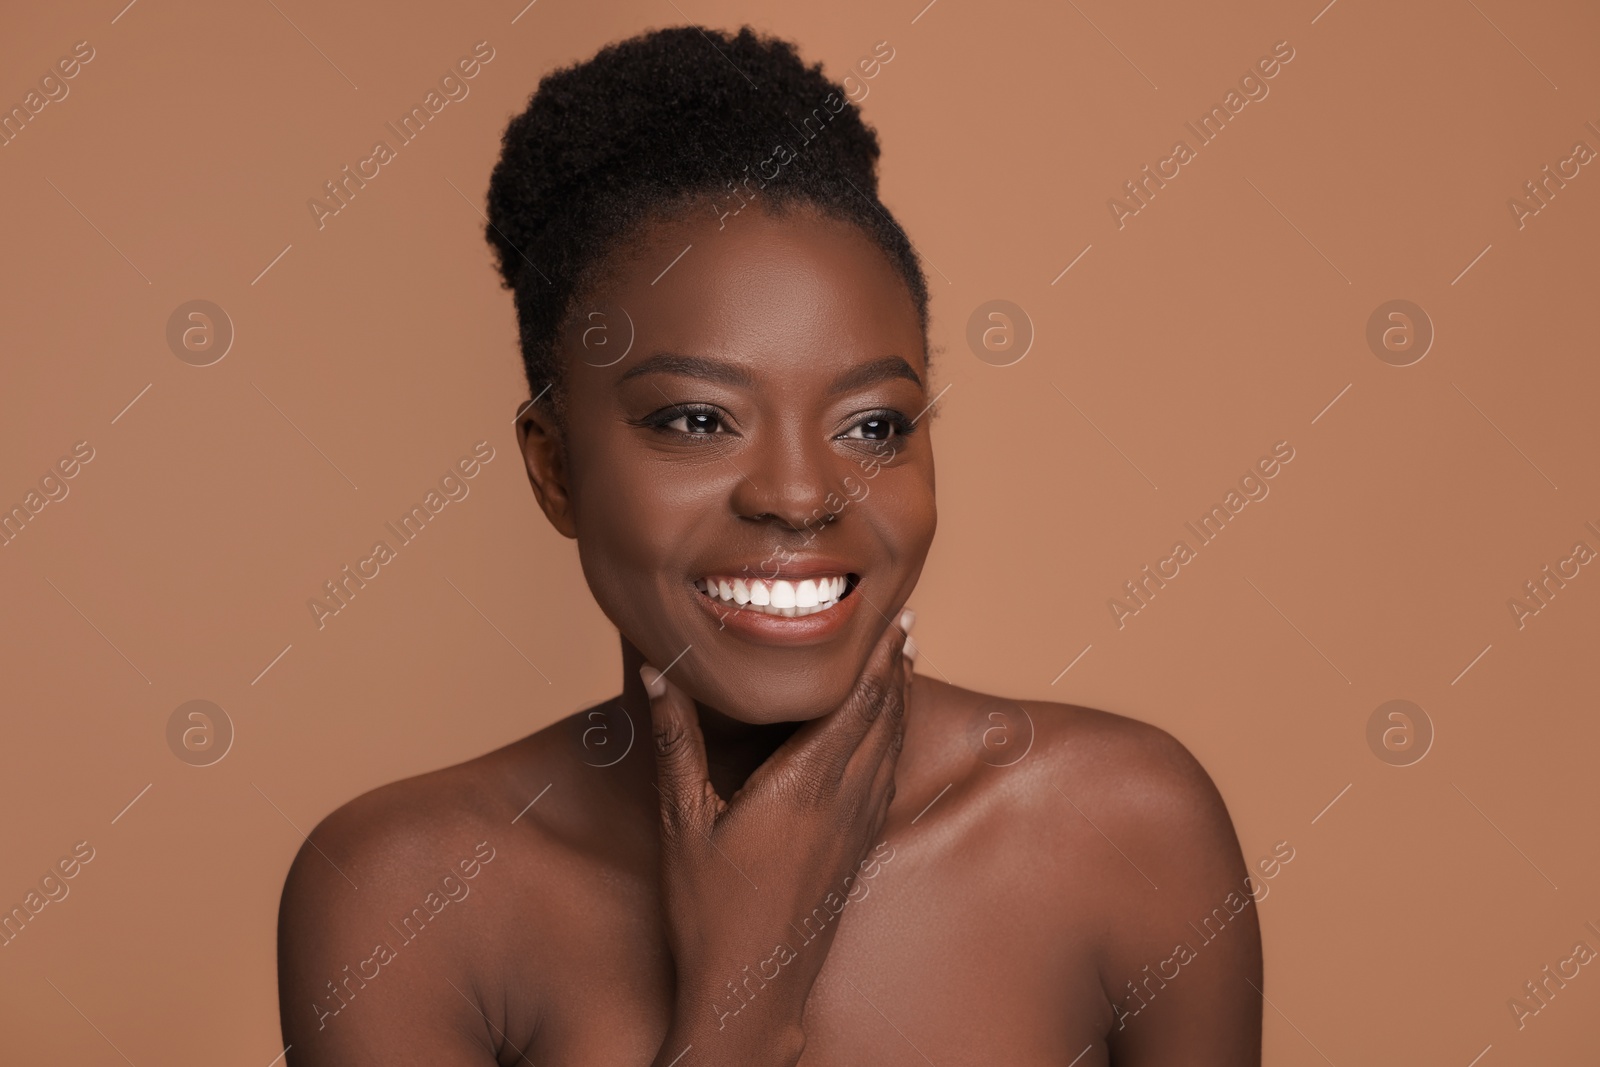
[515, 398, 577, 539]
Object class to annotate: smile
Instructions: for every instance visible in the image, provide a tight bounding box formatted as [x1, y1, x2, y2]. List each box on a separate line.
[693, 574, 856, 617]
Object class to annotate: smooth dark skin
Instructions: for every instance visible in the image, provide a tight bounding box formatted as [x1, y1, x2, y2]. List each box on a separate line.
[277, 203, 1263, 1065]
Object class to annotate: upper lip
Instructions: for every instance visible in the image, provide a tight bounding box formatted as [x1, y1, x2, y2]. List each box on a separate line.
[696, 557, 859, 582]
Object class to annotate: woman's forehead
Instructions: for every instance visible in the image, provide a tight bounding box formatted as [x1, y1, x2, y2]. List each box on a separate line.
[568, 208, 926, 378]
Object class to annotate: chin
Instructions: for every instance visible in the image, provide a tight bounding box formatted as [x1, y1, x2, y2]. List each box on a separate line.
[689, 673, 850, 727]
[609, 562, 904, 725]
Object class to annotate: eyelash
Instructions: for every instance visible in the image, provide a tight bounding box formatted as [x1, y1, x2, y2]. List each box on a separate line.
[639, 404, 917, 444]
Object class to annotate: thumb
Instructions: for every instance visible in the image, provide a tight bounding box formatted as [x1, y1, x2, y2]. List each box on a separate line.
[640, 664, 714, 838]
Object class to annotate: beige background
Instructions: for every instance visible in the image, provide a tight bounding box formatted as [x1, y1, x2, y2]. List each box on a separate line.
[2, 0, 1597, 1062]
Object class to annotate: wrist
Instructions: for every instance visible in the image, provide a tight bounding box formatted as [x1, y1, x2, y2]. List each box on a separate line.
[654, 1021, 806, 1067]
[665, 988, 808, 1066]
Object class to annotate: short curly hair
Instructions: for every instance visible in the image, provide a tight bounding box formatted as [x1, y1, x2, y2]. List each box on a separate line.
[484, 25, 929, 426]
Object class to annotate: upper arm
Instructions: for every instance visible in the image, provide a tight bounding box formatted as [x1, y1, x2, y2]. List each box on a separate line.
[1040, 708, 1263, 1065]
[276, 793, 504, 1066]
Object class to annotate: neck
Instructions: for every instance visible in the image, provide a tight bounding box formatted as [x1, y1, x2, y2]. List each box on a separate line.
[619, 636, 801, 801]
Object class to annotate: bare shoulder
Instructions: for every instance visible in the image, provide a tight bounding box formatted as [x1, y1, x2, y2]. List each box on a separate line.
[293, 760, 498, 876]
[275, 707, 625, 1060]
[914, 675, 1234, 837]
[277, 733, 539, 910]
[908, 676, 1252, 920]
[1024, 692, 1235, 839]
[278, 699, 626, 897]
[909, 677, 1261, 1051]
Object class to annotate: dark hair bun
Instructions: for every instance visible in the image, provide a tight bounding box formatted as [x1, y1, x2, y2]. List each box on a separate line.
[485, 25, 927, 418]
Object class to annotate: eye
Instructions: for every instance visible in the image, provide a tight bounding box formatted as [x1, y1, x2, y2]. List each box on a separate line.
[840, 411, 915, 443]
[642, 403, 731, 436]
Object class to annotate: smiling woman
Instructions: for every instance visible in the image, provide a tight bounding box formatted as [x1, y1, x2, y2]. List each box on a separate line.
[276, 24, 1262, 1067]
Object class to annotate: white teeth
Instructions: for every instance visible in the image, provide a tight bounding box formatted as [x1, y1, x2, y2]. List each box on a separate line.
[695, 573, 852, 617]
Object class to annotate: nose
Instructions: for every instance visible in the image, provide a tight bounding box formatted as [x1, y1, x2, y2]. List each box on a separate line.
[729, 422, 841, 534]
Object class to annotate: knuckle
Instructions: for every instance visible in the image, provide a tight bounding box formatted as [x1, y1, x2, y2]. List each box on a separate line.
[889, 689, 907, 722]
[653, 719, 684, 758]
[656, 799, 687, 845]
[790, 765, 840, 809]
[658, 789, 707, 843]
[853, 677, 890, 721]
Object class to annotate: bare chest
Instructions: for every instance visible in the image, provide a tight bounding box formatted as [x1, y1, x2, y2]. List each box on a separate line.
[500, 829, 1113, 1067]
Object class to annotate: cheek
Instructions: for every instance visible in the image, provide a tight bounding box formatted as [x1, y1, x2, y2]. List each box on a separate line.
[572, 495, 690, 662]
[863, 464, 938, 570]
[567, 437, 722, 623]
[911, 497, 938, 570]
[902, 450, 939, 538]
[573, 471, 673, 581]
[568, 438, 661, 586]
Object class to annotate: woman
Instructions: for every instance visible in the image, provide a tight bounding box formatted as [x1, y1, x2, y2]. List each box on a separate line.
[277, 25, 1262, 1066]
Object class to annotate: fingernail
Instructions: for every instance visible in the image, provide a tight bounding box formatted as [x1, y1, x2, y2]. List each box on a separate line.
[902, 634, 918, 661]
[898, 608, 916, 633]
[638, 665, 666, 698]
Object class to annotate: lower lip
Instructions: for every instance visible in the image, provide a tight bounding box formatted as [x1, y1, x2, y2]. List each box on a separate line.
[690, 581, 862, 644]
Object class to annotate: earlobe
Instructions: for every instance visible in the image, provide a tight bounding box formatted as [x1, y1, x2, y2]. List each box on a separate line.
[515, 402, 578, 539]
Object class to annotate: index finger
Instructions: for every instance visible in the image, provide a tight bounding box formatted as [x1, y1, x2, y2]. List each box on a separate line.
[641, 664, 717, 838]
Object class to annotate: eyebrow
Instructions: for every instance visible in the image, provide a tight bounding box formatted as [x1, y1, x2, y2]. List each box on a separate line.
[827, 355, 924, 394]
[616, 352, 754, 389]
[616, 352, 923, 394]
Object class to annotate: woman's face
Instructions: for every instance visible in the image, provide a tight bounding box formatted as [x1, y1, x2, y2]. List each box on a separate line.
[520, 203, 936, 725]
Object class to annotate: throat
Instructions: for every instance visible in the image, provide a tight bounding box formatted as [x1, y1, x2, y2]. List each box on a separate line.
[698, 709, 803, 802]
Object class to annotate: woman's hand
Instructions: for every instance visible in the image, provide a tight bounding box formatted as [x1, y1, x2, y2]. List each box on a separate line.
[640, 609, 916, 1066]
